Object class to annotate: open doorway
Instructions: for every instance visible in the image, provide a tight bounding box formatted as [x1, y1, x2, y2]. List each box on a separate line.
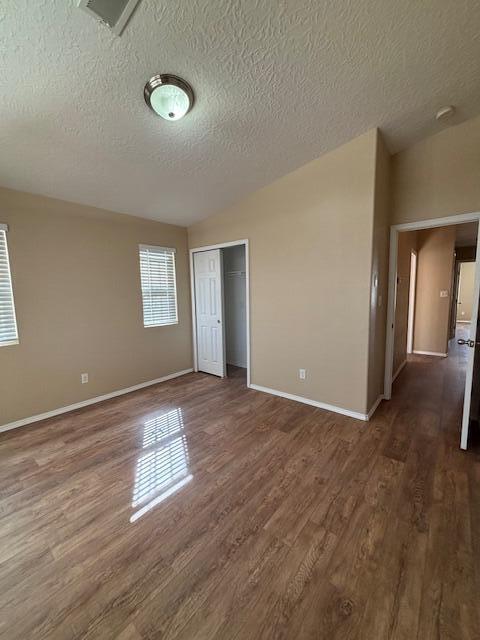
[190, 240, 250, 386]
[222, 245, 247, 380]
[385, 215, 480, 450]
[453, 261, 476, 326]
[448, 224, 478, 343]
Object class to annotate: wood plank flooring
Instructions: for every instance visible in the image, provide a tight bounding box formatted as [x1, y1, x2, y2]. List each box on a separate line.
[1, 349, 479, 639]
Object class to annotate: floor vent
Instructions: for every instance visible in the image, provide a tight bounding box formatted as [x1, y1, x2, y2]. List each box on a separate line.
[78, 0, 141, 36]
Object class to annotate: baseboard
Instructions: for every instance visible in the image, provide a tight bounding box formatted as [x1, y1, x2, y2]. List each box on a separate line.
[367, 394, 384, 420]
[248, 383, 369, 421]
[413, 350, 447, 357]
[457, 320, 471, 323]
[392, 359, 407, 382]
[0, 368, 194, 434]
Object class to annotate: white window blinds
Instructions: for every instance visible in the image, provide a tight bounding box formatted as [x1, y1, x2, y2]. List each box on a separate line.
[139, 245, 178, 327]
[0, 225, 19, 346]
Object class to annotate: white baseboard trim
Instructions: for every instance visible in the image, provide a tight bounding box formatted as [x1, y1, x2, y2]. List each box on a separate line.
[248, 383, 369, 421]
[367, 394, 384, 420]
[0, 368, 194, 434]
[392, 359, 407, 383]
[457, 320, 471, 323]
[413, 350, 447, 357]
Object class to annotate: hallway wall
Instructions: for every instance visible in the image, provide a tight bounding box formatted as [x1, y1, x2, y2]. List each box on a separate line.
[413, 227, 456, 355]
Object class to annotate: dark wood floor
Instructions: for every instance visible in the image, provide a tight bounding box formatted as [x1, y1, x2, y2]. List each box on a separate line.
[1, 348, 479, 639]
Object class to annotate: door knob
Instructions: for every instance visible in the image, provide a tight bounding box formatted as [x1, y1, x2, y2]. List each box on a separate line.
[458, 339, 476, 347]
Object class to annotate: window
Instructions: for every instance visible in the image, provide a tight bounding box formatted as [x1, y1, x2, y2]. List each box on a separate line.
[0, 224, 19, 347]
[139, 244, 178, 327]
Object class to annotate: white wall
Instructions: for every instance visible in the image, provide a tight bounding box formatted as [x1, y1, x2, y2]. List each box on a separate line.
[223, 245, 247, 368]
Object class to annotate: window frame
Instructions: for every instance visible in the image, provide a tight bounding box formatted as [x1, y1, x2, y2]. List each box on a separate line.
[0, 223, 19, 348]
[139, 243, 178, 328]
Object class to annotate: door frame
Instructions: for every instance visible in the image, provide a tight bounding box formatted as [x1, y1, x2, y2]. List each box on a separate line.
[384, 212, 480, 450]
[449, 259, 462, 339]
[406, 249, 417, 354]
[190, 239, 251, 386]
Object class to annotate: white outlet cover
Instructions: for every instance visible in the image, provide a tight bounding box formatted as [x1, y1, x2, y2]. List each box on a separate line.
[440, 290, 449, 298]
[299, 369, 306, 380]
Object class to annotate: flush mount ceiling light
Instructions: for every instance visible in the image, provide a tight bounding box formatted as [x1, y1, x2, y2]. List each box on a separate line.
[144, 74, 194, 121]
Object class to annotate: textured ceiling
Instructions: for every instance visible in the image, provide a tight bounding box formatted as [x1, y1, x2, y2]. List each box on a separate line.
[1, 1, 480, 226]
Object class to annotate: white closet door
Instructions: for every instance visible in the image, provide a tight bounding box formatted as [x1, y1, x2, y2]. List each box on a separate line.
[194, 250, 225, 377]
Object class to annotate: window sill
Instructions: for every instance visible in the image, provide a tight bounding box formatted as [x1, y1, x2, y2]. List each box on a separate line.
[0, 339, 19, 348]
[143, 322, 179, 328]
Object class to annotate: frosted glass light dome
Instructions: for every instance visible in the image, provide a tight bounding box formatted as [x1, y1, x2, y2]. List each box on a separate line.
[144, 74, 194, 121]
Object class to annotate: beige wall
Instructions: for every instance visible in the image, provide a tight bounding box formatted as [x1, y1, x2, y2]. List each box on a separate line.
[457, 261, 476, 322]
[4, 110, 480, 425]
[393, 231, 418, 374]
[367, 133, 391, 408]
[413, 227, 455, 355]
[189, 130, 380, 415]
[392, 114, 480, 225]
[0, 187, 192, 425]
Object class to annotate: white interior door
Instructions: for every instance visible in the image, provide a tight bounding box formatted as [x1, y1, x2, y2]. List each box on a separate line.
[460, 236, 480, 449]
[194, 249, 226, 377]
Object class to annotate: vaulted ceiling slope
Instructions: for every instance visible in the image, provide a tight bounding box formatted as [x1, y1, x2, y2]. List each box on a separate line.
[1, 1, 480, 226]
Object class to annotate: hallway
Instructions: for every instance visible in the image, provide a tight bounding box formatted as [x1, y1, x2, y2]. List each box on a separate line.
[386, 320, 480, 636]
[393, 322, 472, 449]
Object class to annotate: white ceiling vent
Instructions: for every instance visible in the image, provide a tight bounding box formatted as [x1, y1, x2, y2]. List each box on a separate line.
[78, 0, 141, 36]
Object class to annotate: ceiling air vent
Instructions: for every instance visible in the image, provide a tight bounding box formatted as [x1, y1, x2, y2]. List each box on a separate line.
[78, 0, 141, 36]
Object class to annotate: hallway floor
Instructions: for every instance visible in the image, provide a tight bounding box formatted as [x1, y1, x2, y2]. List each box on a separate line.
[1, 341, 479, 638]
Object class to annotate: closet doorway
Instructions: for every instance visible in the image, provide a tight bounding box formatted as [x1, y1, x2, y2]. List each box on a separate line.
[190, 240, 250, 385]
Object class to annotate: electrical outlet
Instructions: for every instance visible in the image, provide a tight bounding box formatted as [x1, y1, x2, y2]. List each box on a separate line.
[81, 373, 89, 384]
[440, 290, 449, 298]
[299, 369, 306, 380]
